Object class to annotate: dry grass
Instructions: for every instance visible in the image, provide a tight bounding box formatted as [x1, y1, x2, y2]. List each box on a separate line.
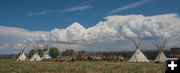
[0, 59, 164, 73]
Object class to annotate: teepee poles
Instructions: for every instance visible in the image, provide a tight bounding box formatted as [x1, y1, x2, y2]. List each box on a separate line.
[128, 23, 149, 63]
[30, 42, 41, 61]
[154, 40, 167, 63]
[131, 39, 142, 50]
[42, 43, 52, 60]
[17, 43, 28, 61]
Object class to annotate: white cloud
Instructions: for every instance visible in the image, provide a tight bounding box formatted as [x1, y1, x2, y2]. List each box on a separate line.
[28, 10, 53, 16]
[1, 13, 180, 54]
[62, 5, 92, 12]
[0, 26, 47, 53]
[37, 13, 179, 44]
[0, 43, 9, 49]
[110, 0, 150, 13]
[52, 43, 85, 51]
[28, 5, 92, 16]
[27, 0, 94, 16]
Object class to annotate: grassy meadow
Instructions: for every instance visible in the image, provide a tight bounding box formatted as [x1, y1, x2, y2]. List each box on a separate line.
[0, 59, 164, 73]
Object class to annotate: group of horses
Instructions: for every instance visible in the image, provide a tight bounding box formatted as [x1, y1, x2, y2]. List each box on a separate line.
[42, 55, 124, 62]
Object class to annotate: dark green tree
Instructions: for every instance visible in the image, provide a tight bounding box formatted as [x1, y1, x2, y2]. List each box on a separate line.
[62, 49, 75, 56]
[49, 47, 59, 58]
[28, 49, 35, 58]
[16, 53, 21, 58]
[38, 49, 44, 57]
[29, 49, 44, 58]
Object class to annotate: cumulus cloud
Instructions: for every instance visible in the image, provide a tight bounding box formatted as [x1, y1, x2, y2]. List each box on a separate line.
[0, 26, 46, 43]
[110, 0, 150, 13]
[35, 13, 180, 44]
[1, 13, 180, 54]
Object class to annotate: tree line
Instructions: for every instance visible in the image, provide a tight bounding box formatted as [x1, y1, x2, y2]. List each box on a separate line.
[26, 47, 75, 58]
[28, 47, 59, 58]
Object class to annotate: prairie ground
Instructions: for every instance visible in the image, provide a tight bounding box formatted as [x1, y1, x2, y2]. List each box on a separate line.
[0, 59, 164, 73]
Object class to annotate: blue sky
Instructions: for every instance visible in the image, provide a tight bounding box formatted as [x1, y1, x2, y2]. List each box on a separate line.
[1, 0, 180, 54]
[0, 0, 180, 31]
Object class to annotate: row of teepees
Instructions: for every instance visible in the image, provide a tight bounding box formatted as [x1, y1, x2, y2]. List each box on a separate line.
[17, 43, 52, 61]
[128, 39, 167, 63]
[17, 39, 167, 63]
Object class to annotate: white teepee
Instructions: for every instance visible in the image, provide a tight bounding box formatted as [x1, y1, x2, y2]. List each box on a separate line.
[41, 43, 52, 60]
[42, 51, 51, 59]
[154, 40, 167, 63]
[30, 52, 41, 61]
[17, 46, 28, 61]
[129, 40, 149, 63]
[30, 43, 41, 61]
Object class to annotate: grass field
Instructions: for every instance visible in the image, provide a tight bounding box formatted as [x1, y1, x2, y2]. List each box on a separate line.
[0, 59, 165, 73]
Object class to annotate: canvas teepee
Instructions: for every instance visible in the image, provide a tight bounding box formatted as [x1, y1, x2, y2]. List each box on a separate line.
[17, 46, 28, 61]
[154, 40, 167, 63]
[42, 43, 52, 60]
[30, 43, 41, 61]
[129, 39, 149, 63]
[42, 51, 51, 59]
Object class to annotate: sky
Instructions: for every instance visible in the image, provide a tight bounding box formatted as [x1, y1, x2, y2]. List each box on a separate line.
[0, 0, 180, 54]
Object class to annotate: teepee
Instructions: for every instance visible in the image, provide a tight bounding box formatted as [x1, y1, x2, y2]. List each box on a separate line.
[30, 43, 41, 61]
[129, 39, 149, 63]
[42, 51, 51, 59]
[42, 43, 52, 60]
[154, 40, 167, 63]
[17, 46, 28, 61]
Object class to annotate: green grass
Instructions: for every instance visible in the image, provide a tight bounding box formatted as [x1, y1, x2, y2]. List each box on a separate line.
[0, 59, 164, 73]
